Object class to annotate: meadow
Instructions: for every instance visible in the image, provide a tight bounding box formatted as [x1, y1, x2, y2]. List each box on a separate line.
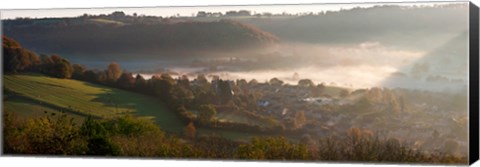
[3, 73, 185, 133]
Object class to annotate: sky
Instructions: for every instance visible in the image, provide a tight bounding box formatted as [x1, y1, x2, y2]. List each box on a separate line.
[0, 0, 468, 19]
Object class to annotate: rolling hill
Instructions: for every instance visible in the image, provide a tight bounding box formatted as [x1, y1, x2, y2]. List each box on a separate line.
[3, 73, 185, 133]
[3, 17, 279, 60]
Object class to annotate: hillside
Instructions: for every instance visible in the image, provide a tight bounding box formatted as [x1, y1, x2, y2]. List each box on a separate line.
[3, 17, 279, 59]
[3, 73, 185, 132]
[242, 4, 468, 51]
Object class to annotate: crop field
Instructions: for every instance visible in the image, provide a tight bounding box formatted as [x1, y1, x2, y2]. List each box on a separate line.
[3, 73, 185, 133]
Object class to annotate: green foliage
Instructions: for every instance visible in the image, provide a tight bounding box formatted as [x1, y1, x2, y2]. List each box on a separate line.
[235, 136, 309, 160]
[298, 79, 314, 87]
[4, 19, 279, 56]
[3, 74, 185, 133]
[150, 74, 176, 101]
[197, 104, 217, 124]
[217, 80, 233, 104]
[2, 111, 468, 164]
[3, 111, 87, 155]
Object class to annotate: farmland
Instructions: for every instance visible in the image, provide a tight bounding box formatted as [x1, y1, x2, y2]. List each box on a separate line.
[3, 73, 268, 140]
[3, 73, 185, 133]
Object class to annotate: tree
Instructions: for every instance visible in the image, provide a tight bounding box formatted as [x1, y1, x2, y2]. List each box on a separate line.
[311, 83, 326, 97]
[47, 55, 73, 79]
[236, 79, 248, 88]
[39, 54, 54, 74]
[217, 80, 233, 104]
[184, 122, 196, 139]
[2, 36, 40, 73]
[198, 104, 217, 124]
[298, 79, 314, 87]
[248, 79, 259, 86]
[72, 64, 86, 80]
[235, 137, 309, 160]
[172, 85, 194, 108]
[177, 75, 191, 89]
[151, 73, 176, 101]
[106, 62, 122, 83]
[116, 72, 136, 89]
[196, 11, 207, 17]
[269, 78, 284, 86]
[134, 74, 148, 93]
[294, 111, 306, 129]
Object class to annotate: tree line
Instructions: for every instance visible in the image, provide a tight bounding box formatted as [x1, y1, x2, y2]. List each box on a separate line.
[2, 111, 466, 164]
[3, 35, 281, 134]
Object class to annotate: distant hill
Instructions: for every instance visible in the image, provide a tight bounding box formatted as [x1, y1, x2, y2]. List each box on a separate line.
[3, 16, 279, 59]
[242, 4, 468, 51]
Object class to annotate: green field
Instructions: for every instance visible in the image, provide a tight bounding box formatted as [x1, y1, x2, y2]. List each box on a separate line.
[3, 73, 289, 140]
[3, 73, 185, 133]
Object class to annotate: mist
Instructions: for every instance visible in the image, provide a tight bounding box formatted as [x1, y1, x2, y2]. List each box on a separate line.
[133, 39, 466, 93]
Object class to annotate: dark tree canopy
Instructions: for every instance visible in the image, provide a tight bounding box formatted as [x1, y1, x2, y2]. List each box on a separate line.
[298, 79, 315, 87]
[3, 36, 40, 73]
[198, 104, 217, 124]
[269, 78, 284, 86]
[72, 64, 87, 80]
[116, 73, 136, 89]
[106, 62, 122, 83]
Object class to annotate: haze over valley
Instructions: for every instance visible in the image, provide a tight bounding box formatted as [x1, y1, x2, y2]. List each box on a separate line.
[2, 2, 470, 163]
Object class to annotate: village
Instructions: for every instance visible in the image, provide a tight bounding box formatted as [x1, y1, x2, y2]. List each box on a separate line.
[203, 73, 471, 156]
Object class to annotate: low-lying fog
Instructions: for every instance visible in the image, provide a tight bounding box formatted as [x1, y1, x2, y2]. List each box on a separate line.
[74, 32, 467, 94]
[115, 39, 466, 93]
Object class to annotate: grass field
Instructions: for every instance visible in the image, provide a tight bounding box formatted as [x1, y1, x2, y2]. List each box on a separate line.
[3, 73, 292, 140]
[3, 73, 185, 133]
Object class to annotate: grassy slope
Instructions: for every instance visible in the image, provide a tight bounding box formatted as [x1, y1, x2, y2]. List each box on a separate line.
[3, 73, 296, 141]
[3, 73, 185, 133]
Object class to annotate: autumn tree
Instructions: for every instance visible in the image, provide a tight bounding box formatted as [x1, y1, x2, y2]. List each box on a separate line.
[72, 64, 87, 80]
[2, 36, 40, 73]
[47, 55, 73, 79]
[198, 104, 217, 124]
[106, 62, 122, 83]
[184, 122, 196, 139]
[294, 111, 306, 129]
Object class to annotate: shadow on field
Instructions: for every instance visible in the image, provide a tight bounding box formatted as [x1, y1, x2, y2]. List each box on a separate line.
[89, 89, 137, 114]
[87, 87, 186, 133]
